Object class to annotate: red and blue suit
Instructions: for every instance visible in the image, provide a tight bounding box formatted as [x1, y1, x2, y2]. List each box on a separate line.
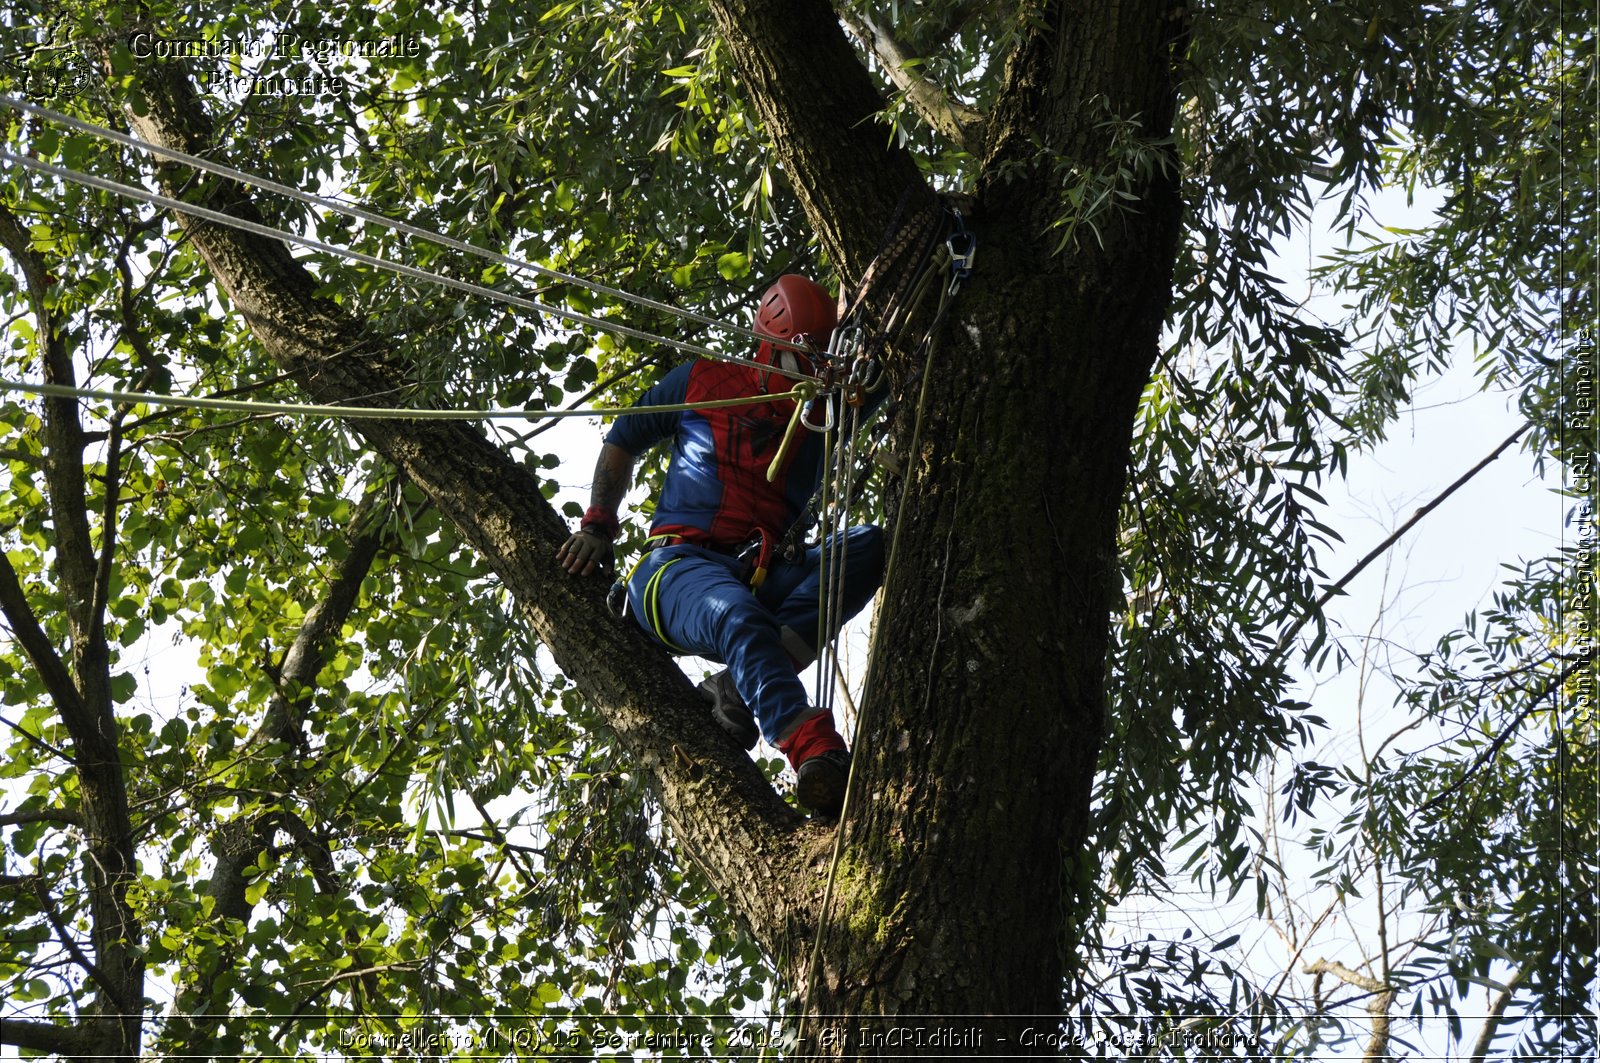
[606, 358, 883, 746]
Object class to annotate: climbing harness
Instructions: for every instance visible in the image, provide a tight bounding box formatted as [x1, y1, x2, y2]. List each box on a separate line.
[641, 556, 691, 655]
[605, 524, 776, 626]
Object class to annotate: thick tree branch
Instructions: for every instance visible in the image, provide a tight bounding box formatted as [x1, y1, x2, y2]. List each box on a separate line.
[838, 6, 985, 154]
[0, 207, 105, 686]
[113, 51, 827, 980]
[0, 1017, 96, 1058]
[0, 808, 83, 828]
[977, 0, 1185, 250]
[0, 549, 89, 727]
[0, 204, 55, 294]
[703, 0, 935, 286]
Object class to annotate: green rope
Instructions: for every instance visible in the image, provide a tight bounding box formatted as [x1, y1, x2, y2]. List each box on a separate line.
[794, 249, 956, 1043]
[0, 378, 812, 422]
[764, 381, 824, 482]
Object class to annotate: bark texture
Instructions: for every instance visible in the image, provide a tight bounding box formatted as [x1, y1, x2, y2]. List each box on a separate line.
[114, 54, 834, 989]
[104, 0, 1185, 1053]
[701, 0, 1184, 1051]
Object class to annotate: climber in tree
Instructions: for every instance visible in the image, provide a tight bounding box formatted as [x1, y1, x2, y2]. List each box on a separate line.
[556, 275, 883, 818]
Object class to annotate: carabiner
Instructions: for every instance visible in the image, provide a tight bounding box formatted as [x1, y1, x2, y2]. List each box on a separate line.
[946, 232, 977, 296]
[801, 391, 836, 432]
[946, 210, 977, 295]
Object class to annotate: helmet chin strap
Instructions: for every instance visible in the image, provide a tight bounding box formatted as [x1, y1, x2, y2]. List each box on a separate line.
[756, 335, 819, 394]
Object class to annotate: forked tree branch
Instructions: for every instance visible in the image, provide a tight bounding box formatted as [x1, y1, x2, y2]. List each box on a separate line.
[1303, 958, 1393, 1062]
[0, 551, 89, 727]
[703, 0, 933, 286]
[0, 196, 143, 1055]
[1468, 954, 1541, 1063]
[838, 6, 985, 154]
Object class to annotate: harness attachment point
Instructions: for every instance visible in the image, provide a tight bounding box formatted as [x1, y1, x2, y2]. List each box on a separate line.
[946, 220, 977, 296]
[606, 578, 631, 619]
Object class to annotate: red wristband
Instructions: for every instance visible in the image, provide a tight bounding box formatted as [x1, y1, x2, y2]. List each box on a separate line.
[581, 506, 620, 542]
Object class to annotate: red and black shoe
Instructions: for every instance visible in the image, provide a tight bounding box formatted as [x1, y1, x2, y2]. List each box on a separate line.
[697, 669, 759, 750]
[778, 712, 851, 819]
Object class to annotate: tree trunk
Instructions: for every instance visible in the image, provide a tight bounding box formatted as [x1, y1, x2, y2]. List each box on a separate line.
[703, 0, 1183, 1050]
[107, 0, 1183, 1051]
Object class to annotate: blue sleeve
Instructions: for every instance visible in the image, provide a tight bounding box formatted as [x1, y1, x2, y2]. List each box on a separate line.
[603, 361, 692, 456]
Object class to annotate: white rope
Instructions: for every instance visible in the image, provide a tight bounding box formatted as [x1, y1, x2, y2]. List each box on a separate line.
[0, 149, 815, 383]
[0, 94, 803, 354]
[0, 377, 813, 421]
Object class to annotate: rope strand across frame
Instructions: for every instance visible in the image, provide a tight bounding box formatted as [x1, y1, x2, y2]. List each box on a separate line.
[0, 378, 816, 422]
[0, 94, 810, 356]
[0, 147, 820, 385]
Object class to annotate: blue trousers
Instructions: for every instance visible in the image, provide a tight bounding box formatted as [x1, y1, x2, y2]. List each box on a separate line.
[626, 525, 885, 745]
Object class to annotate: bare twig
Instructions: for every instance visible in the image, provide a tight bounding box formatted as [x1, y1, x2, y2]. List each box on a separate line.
[1274, 424, 1530, 660]
[1418, 651, 1592, 813]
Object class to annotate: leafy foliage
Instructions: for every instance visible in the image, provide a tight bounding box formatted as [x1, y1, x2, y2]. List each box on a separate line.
[0, 0, 1591, 1056]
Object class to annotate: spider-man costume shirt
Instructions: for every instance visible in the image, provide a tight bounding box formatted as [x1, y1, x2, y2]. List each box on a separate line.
[604, 360, 824, 549]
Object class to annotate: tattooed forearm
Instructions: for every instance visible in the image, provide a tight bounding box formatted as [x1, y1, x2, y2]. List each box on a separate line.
[590, 443, 635, 516]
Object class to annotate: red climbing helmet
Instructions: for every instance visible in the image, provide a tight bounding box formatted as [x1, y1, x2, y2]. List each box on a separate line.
[755, 274, 837, 347]
[753, 275, 836, 381]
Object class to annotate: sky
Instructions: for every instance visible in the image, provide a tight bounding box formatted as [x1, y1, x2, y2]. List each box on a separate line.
[1098, 185, 1568, 1058]
[0, 87, 1577, 1063]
